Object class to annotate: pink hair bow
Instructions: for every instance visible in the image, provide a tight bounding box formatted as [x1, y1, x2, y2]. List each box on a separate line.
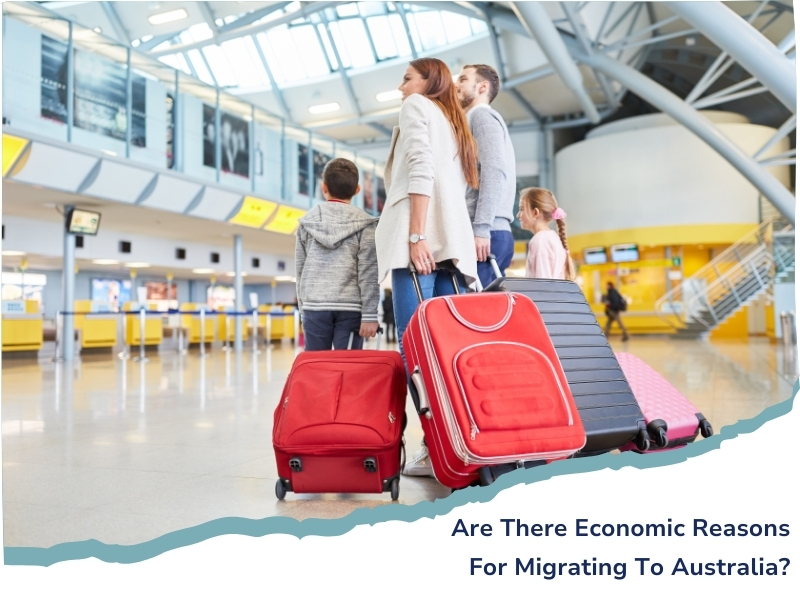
[552, 208, 567, 220]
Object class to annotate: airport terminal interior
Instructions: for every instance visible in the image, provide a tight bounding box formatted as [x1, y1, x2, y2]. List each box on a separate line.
[2, 1, 797, 548]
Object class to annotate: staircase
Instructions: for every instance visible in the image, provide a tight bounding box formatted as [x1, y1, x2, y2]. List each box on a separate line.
[656, 218, 795, 339]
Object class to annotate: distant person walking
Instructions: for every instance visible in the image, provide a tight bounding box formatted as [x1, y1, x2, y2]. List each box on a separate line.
[455, 64, 517, 288]
[602, 281, 629, 342]
[382, 289, 396, 343]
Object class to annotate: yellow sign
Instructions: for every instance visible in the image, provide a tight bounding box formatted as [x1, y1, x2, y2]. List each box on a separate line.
[167, 272, 174, 281]
[2, 134, 30, 177]
[229, 196, 278, 228]
[19, 259, 28, 272]
[264, 205, 307, 235]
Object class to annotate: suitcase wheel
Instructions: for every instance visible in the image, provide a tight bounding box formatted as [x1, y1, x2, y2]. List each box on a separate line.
[275, 479, 287, 501]
[699, 419, 713, 438]
[634, 427, 650, 452]
[390, 478, 399, 501]
[478, 466, 495, 487]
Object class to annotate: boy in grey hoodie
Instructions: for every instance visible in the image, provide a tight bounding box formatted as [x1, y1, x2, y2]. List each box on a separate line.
[295, 158, 380, 350]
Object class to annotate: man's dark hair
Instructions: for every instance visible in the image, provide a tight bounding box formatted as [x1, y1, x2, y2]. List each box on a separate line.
[465, 64, 500, 103]
[322, 158, 359, 200]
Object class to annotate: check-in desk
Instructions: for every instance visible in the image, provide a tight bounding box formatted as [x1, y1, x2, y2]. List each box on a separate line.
[2, 300, 43, 353]
[218, 308, 249, 342]
[124, 302, 163, 347]
[74, 300, 117, 350]
[258, 305, 300, 342]
[181, 303, 216, 344]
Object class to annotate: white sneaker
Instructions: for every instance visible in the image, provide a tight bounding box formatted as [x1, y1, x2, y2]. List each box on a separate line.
[403, 444, 434, 477]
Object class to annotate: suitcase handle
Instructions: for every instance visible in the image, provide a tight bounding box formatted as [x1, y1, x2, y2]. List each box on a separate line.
[442, 294, 515, 332]
[347, 327, 384, 350]
[408, 261, 462, 304]
[410, 367, 432, 419]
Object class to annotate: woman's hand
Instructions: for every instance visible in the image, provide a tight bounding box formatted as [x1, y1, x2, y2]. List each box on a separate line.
[410, 239, 435, 275]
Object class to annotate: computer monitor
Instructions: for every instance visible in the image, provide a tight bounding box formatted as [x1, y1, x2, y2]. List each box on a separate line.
[610, 243, 639, 263]
[66, 208, 101, 235]
[583, 246, 608, 265]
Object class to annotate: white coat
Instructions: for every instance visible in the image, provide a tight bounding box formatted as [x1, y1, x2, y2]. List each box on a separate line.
[374, 93, 478, 288]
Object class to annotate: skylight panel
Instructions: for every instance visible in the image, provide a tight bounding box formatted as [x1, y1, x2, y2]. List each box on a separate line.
[412, 11, 447, 50]
[359, 2, 385, 17]
[187, 22, 214, 42]
[403, 13, 424, 53]
[203, 45, 238, 87]
[316, 24, 339, 70]
[244, 36, 271, 86]
[326, 21, 352, 69]
[336, 4, 360, 18]
[441, 12, 472, 43]
[338, 18, 375, 68]
[387, 14, 412, 56]
[290, 25, 330, 77]
[221, 38, 267, 88]
[267, 26, 308, 81]
[367, 16, 398, 60]
[158, 53, 192, 75]
[187, 49, 215, 85]
[255, 32, 286, 83]
[470, 18, 488, 34]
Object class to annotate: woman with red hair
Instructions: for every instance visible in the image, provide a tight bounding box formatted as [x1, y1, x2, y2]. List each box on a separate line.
[375, 57, 479, 477]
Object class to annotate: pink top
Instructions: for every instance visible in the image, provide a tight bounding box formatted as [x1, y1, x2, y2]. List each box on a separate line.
[526, 229, 567, 279]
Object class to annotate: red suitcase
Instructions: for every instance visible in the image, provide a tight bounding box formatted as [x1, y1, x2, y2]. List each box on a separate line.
[615, 352, 713, 452]
[403, 270, 586, 489]
[272, 332, 407, 500]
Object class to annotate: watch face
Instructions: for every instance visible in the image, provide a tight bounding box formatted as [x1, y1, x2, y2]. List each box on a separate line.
[410, 234, 419, 243]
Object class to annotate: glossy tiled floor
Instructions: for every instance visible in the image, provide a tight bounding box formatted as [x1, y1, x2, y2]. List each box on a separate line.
[2, 336, 797, 548]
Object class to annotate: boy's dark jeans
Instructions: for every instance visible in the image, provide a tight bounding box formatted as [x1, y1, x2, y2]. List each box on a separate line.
[302, 310, 364, 350]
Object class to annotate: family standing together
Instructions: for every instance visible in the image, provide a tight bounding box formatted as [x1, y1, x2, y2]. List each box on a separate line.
[295, 57, 578, 477]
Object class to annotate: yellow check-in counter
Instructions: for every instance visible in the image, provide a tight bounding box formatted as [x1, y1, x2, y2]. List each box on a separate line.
[218, 308, 249, 342]
[123, 302, 163, 347]
[74, 300, 117, 350]
[2, 300, 43, 353]
[181, 303, 216, 344]
[258, 305, 300, 341]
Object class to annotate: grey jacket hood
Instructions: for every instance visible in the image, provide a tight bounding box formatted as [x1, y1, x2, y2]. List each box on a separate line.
[298, 202, 378, 249]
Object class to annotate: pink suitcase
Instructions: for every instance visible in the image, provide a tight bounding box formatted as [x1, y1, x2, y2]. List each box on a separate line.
[616, 352, 713, 452]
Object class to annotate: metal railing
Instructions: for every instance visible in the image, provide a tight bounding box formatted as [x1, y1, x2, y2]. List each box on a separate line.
[655, 218, 794, 332]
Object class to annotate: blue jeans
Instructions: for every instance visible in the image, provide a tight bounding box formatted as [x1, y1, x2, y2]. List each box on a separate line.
[477, 230, 514, 289]
[391, 268, 467, 369]
[302, 310, 363, 350]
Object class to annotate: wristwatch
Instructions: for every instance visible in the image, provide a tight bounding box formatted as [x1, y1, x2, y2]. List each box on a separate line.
[409, 233, 427, 243]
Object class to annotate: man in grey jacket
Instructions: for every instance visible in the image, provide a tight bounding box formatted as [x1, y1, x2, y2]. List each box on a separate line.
[295, 158, 380, 350]
[456, 64, 517, 288]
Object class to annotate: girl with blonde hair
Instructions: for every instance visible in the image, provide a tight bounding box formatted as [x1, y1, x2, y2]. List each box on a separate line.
[517, 187, 576, 280]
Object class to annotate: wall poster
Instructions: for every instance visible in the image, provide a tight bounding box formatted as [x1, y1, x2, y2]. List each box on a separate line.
[41, 35, 146, 147]
[203, 105, 249, 177]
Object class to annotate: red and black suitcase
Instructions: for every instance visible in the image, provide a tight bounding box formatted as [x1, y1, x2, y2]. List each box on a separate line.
[484, 258, 650, 454]
[616, 352, 713, 452]
[403, 268, 586, 490]
[272, 331, 407, 500]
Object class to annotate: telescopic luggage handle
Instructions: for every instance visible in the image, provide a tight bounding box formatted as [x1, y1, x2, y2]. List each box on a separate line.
[408, 261, 462, 304]
[487, 253, 503, 279]
[348, 327, 384, 350]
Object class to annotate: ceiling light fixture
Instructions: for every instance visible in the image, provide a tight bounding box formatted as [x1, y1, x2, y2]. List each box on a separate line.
[102, 149, 117, 156]
[93, 27, 101, 33]
[226, 271, 248, 277]
[92, 259, 120, 265]
[125, 262, 150, 268]
[1, 250, 26, 256]
[148, 8, 189, 25]
[308, 102, 340, 115]
[376, 89, 402, 102]
[192, 268, 215, 274]
[274, 275, 295, 282]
